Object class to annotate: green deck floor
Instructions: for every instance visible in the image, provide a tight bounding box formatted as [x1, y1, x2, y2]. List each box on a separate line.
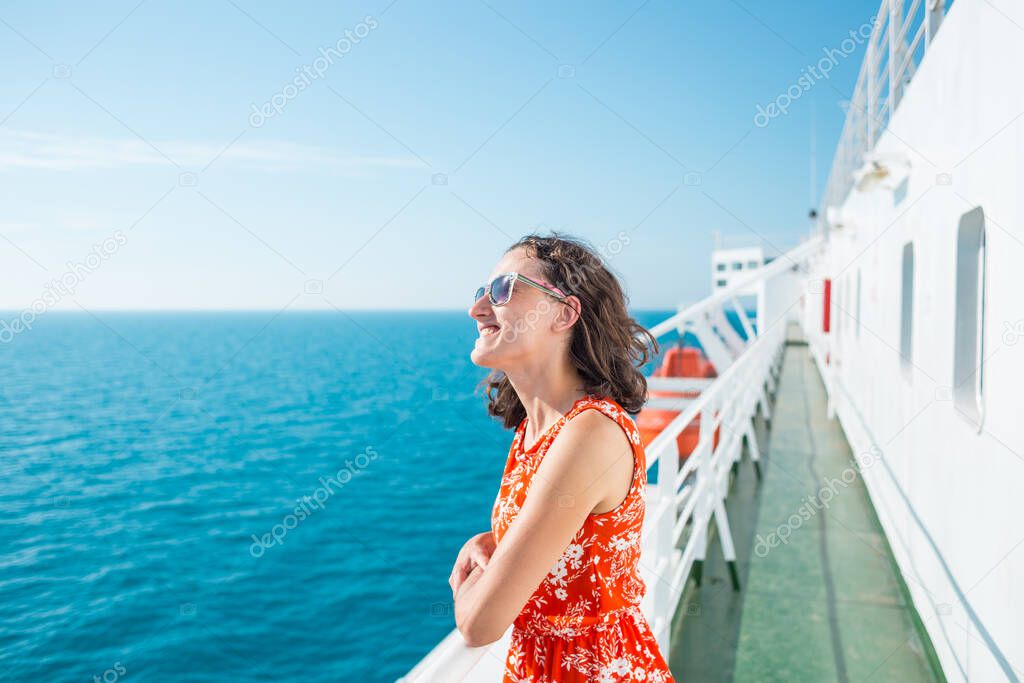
[667, 328, 945, 683]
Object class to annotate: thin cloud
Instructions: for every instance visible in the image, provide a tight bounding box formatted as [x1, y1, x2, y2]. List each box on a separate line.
[0, 129, 424, 172]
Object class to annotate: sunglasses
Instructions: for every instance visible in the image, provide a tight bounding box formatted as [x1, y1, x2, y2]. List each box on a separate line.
[474, 272, 570, 307]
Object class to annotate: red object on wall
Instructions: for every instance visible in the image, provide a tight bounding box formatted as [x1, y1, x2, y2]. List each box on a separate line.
[823, 278, 832, 333]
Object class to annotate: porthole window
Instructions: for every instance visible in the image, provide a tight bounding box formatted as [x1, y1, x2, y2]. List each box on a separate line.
[953, 207, 986, 429]
[855, 269, 862, 339]
[900, 242, 914, 372]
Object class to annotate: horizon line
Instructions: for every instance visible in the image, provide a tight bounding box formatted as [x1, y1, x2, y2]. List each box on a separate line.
[0, 306, 681, 314]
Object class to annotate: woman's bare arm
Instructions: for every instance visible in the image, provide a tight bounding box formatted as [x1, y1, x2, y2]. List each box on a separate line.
[454, 411, 633, 646]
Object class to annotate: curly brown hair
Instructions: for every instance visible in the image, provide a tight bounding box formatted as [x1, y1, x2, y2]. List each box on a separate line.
[481, 232, 659, 428]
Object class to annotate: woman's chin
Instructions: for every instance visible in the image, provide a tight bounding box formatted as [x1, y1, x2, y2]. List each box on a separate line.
[470, 337, 506, 368]
[470, 345, 497, 368]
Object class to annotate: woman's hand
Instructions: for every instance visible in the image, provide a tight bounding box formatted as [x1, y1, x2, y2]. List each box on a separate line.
[449, 531, 496, 597]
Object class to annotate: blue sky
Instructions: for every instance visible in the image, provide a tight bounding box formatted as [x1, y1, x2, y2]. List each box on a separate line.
[0, 0, 880, 311]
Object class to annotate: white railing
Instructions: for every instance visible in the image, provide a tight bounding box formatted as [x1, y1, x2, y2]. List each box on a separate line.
[401, 238, 822, 682]
[820, 0, 950, 221]
[637, 311, 786, 659]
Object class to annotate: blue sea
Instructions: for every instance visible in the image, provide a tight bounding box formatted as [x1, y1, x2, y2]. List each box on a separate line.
[0, 310, 677, 682]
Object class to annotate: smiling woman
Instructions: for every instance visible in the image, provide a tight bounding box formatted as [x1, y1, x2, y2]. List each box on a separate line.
[452, 233, 674, 682]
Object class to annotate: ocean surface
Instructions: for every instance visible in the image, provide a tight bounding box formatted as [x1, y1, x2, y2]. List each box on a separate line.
[0, 310, 677, 682]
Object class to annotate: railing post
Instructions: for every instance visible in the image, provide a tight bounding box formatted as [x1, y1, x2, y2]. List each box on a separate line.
[866, 38, 877, 147]
[691, 405, 714, 587]
[756, 282, 766, 338]
[889, 0, 903, 110]
[653, 424, 680, 618]
[925, 0, 944, 47]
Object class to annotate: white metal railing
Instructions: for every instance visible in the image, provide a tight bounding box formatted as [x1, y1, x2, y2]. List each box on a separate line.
[401, 238, 822, 682]
[819, 0, 950, 221]
[649, 238, 824, 341]
[638, 312, 786, 659]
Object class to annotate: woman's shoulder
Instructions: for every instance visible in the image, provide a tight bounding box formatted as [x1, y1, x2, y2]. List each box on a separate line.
[560, 396, 639, 448]
[551, 398, 640, 513]
[570, 396, 639, 434]
[561, 408, 629, 448]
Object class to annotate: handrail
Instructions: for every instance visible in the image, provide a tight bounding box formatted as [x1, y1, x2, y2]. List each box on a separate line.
[644, 323, 781, 469]
[818, 0, 950, 223]
[647, 236, 822, 340]
[637, 320, 786, 658]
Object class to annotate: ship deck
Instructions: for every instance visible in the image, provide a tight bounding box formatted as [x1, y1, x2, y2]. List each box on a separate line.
[666, 327, 945, 682]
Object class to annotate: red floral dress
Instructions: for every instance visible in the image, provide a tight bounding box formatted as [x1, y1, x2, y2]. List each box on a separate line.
[490, 394, 676, 683]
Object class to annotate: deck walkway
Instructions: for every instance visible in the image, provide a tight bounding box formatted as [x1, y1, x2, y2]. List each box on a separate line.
[667, 328, 944, 682]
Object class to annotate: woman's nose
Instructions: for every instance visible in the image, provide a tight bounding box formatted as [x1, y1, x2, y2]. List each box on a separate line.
[468, 293, 491, 318]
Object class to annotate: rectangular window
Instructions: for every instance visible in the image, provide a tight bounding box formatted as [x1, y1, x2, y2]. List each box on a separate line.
[716, 279, 727, 287]
[716, 263, 726, 271]
[953, 207, 986, 429]
[844, 276, 851, 336]
[856, 269, 861, 339]
[834, 282, 840, 336]
[843, 278, 850, 335]
[836, 281, 843, 336]
[900, 242, 914, 371]
[747, 260, 759, 269]
[731, 262, 743, 270]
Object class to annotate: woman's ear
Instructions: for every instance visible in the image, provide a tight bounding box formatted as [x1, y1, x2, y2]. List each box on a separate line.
[553, 296, 581, 332]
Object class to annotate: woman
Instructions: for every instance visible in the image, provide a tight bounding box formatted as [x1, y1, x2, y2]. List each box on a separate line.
[451, 234, 675, 682]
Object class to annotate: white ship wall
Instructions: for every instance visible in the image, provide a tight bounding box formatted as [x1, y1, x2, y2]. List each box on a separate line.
[803, 2, 1024, 680]
[761, 264, 804, 331]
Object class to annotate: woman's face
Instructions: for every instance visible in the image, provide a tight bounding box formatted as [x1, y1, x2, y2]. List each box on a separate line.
[467, 248, 577, 370]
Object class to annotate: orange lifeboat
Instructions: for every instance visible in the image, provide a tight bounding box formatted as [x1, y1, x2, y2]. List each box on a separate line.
[637, 346, 719, 463]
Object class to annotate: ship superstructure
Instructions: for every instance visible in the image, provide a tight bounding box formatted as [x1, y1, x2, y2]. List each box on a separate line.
[403, 1, 1022, 680]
